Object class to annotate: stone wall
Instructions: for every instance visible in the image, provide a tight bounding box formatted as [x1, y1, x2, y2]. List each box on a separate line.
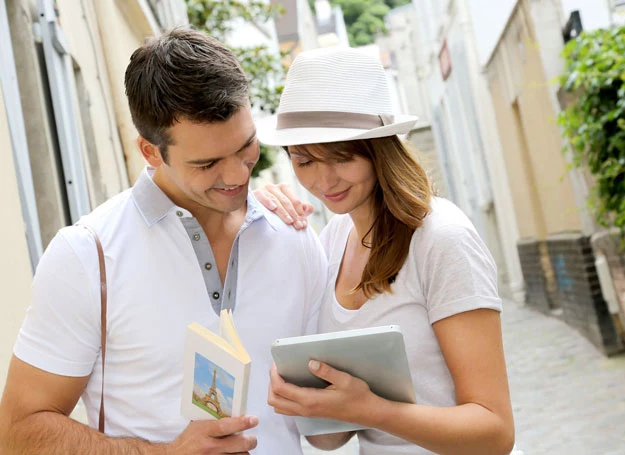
[590, 229, 625, 339]
[517, 238, 554, 314]
[546, 233, 622, 355]
[517, 233, 623, 355]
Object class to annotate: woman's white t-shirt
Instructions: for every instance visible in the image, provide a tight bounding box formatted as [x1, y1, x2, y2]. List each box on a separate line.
[318, 197, 503, 455]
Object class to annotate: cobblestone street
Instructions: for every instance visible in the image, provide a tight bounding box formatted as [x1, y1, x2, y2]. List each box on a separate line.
[305, 301, 625, 455]
[504, 301, 625, 454]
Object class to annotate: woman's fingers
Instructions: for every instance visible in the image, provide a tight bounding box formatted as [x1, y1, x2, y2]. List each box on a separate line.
[253, 188, 278, 211]
[253, 184, 313, 230]
[308, 360, 353, 390]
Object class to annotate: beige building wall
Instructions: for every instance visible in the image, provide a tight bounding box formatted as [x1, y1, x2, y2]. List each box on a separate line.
[486, 2, 581, 239]
[57, 0, 131, 204]
[0, 90, 34, 390]
[1, 0, 185, 398]
[7, 0, 70, 248]
[91, 0, 160, 184]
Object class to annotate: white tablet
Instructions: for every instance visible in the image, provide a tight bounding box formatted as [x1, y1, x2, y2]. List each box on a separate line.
[271, 325, 415, 435]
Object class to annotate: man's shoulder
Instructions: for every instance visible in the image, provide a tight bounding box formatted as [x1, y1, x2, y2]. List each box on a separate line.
[56, 188, 135, 253]
[252, 207, 306, 237]
[248, 209, 325, 260]
[80, 188, 134, 227]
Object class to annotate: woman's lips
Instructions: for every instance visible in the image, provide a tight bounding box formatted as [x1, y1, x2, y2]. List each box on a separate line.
[323, 188, 350, 202]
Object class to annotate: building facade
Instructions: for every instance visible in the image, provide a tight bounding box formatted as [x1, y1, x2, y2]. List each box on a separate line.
[411, 0, 520, 301]
[483, 0, 623, 354]
[375, 3, 448, 199]
[0, 0, 187, 390]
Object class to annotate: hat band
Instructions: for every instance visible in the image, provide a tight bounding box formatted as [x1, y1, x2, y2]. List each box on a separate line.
[276, 111, 395, 130]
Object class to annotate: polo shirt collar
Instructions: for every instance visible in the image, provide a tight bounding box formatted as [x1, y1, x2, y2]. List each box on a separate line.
[246, 191, 280, 231]
[132, 167, 174, 226]
[131, 166, 279, 230]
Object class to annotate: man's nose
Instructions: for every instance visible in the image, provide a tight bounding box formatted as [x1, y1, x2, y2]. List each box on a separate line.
[221, 155, 250, 186]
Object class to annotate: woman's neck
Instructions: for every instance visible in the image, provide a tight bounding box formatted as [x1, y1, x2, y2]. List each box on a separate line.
[348, 201, 376, 247]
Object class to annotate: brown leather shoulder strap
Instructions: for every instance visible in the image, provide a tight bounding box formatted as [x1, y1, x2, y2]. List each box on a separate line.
[81, 224, 107, 433]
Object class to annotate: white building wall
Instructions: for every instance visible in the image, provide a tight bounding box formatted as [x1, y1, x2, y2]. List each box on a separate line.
[382, 5, 431, 121]
[413, 0, 523, 300]
[416, 3, 488, 228]
[298, 0, 319, 50]
[457, 0, 524, 301]
[332, 6, 350, 47]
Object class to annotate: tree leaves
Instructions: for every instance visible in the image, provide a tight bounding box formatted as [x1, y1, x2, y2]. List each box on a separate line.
[331, 0, 409, 46]
[559, 26, 625, 238]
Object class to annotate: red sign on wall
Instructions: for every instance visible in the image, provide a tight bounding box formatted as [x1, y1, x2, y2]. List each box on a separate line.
[439, 40, 452, 81]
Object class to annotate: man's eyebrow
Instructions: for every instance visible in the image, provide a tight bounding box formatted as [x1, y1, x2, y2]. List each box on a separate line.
[237, 130, 257, 152]
[186, 130, 257, 166]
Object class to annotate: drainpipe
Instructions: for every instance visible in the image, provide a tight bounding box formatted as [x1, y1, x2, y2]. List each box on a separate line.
[37, 0, 92, 223]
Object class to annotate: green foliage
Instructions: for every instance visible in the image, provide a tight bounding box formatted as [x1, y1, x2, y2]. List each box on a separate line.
[331, 0, 409, 46]
[186, 0, 286, 176]
[558, 26, 625, 234]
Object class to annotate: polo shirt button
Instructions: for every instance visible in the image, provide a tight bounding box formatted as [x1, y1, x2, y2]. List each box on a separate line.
[193, 233, 201, 241]
[212, 292, 220, 300]
[176, 210, 183, 217]
[204, 262, 212, 270]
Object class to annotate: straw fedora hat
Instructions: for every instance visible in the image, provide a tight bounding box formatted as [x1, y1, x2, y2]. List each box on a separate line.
[256, 47, 418, 147]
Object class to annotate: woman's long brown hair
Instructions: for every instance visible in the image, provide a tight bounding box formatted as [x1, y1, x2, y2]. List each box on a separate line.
[290, 135, 432, 298]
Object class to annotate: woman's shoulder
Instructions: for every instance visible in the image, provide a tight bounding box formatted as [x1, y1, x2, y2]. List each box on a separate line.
[423, 197, 473, 228]
[411, 197, 479, 252]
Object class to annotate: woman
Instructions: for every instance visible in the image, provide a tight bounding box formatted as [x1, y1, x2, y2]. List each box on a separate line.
[255, 47, 516, 455]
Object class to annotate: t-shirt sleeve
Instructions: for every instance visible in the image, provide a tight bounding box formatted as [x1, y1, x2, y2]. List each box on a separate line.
[420, 223, 502, 324]
[13, 227, 101, 377]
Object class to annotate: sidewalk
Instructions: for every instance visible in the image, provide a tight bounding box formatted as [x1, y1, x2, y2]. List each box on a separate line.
[502, 301, 625, 454]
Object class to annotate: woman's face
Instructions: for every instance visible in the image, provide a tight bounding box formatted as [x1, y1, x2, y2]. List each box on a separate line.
[288, 149, 377, 215]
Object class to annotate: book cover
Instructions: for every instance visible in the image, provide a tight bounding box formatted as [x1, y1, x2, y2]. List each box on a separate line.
[181, 309, 251, 421]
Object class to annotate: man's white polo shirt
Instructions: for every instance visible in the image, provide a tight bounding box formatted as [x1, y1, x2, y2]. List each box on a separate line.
[14, 167, 327, 454]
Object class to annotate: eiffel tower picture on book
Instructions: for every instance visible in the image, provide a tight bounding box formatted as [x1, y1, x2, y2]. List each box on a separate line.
[181, 309, 251, 420]
[192, 358, 231, 418]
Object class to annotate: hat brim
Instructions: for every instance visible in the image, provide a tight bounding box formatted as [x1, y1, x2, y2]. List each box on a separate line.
[256, 114, 419, 147]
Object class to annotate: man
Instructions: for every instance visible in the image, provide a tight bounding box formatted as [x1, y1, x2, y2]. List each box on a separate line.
[0, 28, 326, 455]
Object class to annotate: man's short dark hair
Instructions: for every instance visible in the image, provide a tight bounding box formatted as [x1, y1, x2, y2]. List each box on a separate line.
[124, 27, 249, 163]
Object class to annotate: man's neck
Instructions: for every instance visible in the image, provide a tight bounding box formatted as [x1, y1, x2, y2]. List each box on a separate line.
[152, 168, 247, 240]
[195, 205, 247, 242]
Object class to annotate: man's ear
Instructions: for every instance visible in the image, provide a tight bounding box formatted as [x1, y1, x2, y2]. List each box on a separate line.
[137, 136, 164, 167]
